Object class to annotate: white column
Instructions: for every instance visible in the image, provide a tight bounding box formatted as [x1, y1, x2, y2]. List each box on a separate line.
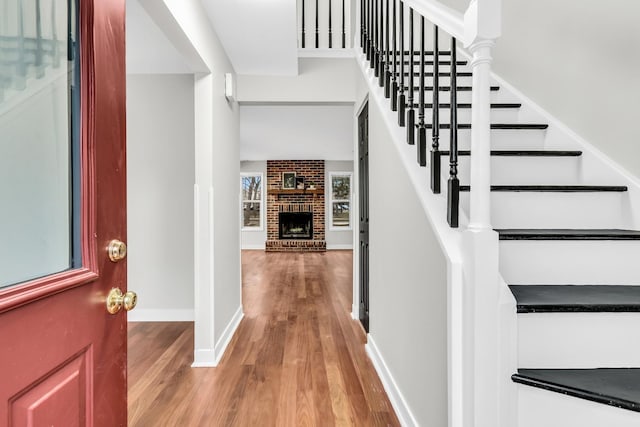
[468, 40, 494, 230]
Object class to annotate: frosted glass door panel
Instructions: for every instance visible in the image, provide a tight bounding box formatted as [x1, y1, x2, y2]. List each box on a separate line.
[0, 0, 77, 288]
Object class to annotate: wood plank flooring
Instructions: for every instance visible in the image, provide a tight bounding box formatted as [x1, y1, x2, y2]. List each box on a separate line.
[128, 250, 400, 426]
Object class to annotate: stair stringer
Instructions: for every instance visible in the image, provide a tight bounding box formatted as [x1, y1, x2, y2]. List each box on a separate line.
[356, 51, 518, 427]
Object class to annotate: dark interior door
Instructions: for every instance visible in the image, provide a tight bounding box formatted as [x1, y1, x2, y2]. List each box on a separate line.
[358, 103, 370, 332]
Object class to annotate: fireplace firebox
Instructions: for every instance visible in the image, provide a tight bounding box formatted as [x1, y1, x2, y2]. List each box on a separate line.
[279, 212, 313, 240]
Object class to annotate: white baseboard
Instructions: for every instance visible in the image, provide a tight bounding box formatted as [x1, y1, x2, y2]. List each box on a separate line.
[214, 305, 244, 365]
[192, 349, 216, 368]
[127, 309, 194, 322]
[241, 244, 265, 250]
[366, 335, 419, 427]
[327, 244, 353, 250]
[352, 303, 359, 320]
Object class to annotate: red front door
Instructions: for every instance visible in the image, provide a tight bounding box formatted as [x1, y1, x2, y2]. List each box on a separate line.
[0, 0, 128, 425]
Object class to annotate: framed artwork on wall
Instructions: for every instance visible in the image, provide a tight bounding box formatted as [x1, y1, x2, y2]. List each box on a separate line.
[295, 176, 305, 189]
[282, 172, 296, 189]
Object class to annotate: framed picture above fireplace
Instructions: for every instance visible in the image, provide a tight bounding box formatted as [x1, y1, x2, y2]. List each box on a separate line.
[282, 172, 296, 189]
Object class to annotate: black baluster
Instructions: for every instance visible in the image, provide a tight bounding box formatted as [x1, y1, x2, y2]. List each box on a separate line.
[406, 8, 415, 145]
[383, 0, 391, 96]
[390, 0, 398, 111]
[366, 0, 371, 60]
[397, 1, 405, 126]
[302, 0, 306, 48]
[417, 16, 426, 166]
[431, 25, 441, 193]
[315, 0, 319, 48]
[377, 0, 384, 86]
[329, 0, 332, 48]
[342, 0, 346, 48]
[373, 0, 379, 73]
[447, 37, 459, 228]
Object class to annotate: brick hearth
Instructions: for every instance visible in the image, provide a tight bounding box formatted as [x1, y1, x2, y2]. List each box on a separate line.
[265, 160, 327, 252]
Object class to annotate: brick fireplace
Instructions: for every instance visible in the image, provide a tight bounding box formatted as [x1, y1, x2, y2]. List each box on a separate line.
[265, 160, 327, 252]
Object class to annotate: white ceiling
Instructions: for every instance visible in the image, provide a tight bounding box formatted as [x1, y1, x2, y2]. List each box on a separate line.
[126, 0, 299, 76]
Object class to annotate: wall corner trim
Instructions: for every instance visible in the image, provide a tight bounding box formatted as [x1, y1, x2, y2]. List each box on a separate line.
[366, 335, 419, 427]
[192, 349, 216, 368]
[214, 305, 244, 365]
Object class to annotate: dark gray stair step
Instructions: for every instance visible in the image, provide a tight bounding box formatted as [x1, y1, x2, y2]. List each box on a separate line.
[496, 229, 640, 240]
[390, 50, 453, 55]
[438, 150, 582, 157]
[509, 285, 640, 313]
[396, 71, 473, 77]
[407, 103, 522, 109]
[512, 368, 640, 412]
[425, 123, 548, 130]
[395, 60, 468, 66]
[404, 85, 499, 91]
[461, 185, 627, 192]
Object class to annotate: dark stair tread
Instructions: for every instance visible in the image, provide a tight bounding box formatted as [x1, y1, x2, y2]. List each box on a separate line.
[509, 285, 640, 313]
[396, 71, 473, 77]
[496, 229, 640, 240]
[424, 123, 548, 130]
[438, 150, 582, 157]
[512, 368, 640, 412]
[461, 185, 627, 192]
[395, 60, 468, 65]
[404, 85, 499, 91]
[390, 50, 453, 55]
[407, 103, 522, 109]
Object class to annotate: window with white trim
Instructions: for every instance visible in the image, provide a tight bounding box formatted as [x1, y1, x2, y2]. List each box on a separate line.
[329, 172, 352, 229]
[241, 173, 263, 230]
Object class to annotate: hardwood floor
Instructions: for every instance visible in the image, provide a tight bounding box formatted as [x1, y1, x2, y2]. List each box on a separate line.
[128, 250, 400, 426]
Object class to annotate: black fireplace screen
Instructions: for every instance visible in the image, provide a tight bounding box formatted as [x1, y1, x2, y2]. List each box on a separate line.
[279, 212, 313, 240]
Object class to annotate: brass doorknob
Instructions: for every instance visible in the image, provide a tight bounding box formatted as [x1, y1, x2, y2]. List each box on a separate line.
[106, 288, 138, 314]
[108, 239, 127, 262]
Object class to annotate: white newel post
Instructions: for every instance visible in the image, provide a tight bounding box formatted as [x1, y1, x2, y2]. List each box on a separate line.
[461, 1, 511, 427]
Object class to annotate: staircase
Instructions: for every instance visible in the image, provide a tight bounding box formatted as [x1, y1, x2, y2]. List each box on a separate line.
[357, 0, 640, 425]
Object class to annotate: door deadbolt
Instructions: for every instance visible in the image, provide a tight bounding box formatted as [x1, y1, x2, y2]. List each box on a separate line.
[108, 239, 127, 262]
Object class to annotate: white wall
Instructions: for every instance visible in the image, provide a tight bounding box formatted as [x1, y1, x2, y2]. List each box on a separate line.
[237, 58, 359, 103]
[367, 99, 449, 426]
[0, 73, 70, 287]
[240, 160, 267, 249]
[438, 0, 640, 179]
[126, 74, 195, 321]
[325, 160, 354, 249]
[240, 104, 354, 161]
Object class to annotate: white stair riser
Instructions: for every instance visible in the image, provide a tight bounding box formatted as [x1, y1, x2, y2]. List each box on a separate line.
[460, 192, 628, 229]
[518, 312, 640, 368]
[409, 108, 520, 123]
[446, 156, 582, 185]
[430, 129, 547, 150]
[517, 385, 640, 427]
[499, 241, 640, 284]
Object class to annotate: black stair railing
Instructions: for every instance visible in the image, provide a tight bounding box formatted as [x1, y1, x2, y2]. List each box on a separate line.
[417, 16, 426, 166]
[360, 2, 461, 228]
[328, 0, 332, 48]
[390, 0, 397, 111]
[406, 8, 415, 145]
[383, 0, 390, 96]
[342, 0, 346, 48]
[301, 0, 306, 48]
[397, 1, 405, 126]
[315, 0, 319, 48]
[377, 0, 384, 87]
[430, 25, 441, 193]
[447, 37, 460, 228]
